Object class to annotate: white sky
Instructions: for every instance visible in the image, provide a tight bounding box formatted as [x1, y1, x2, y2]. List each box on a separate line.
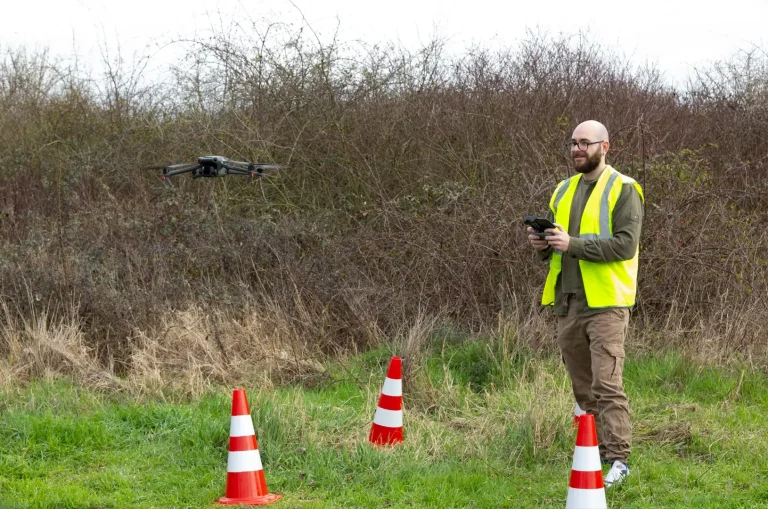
[3, 0, 767, 87]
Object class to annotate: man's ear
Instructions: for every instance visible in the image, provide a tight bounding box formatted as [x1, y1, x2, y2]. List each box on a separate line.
[602, 140, 610, 155]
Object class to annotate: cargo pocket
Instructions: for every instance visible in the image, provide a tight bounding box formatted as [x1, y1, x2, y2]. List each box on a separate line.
[603, 343, 625, 378]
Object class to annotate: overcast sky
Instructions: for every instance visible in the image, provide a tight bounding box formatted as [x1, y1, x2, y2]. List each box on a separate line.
[4, 0, 767, 87]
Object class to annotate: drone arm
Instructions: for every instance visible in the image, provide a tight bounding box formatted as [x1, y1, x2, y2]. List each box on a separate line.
[221, 162, 263, 176]
[227, 167, 262, 177]
[162, 165, 203, 182]
[164, 165, 201, 177]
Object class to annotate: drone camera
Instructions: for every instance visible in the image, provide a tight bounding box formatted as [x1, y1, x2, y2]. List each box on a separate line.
[198, 155, 226, 168]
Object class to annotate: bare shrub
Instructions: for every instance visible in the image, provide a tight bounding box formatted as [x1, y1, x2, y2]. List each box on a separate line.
[1, 26, 768, 387]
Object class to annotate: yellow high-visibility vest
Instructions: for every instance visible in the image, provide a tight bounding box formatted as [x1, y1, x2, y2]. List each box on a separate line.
[542, 166, 644, 308]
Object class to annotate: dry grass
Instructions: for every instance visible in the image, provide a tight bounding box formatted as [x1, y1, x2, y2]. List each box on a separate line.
[130, 303, 325, 396]
[396, 352, 573, 464]
[0, 300, 116, 388]
[0, 297, 324, 396]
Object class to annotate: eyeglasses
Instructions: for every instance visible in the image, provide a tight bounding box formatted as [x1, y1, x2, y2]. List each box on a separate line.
[566, 140, 604, 151]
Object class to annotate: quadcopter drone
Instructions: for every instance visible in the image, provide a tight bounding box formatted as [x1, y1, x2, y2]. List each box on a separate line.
[161, 156, 282, 183]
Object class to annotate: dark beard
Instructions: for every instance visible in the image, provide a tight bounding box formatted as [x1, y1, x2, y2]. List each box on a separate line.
[573, 150, 602, 173]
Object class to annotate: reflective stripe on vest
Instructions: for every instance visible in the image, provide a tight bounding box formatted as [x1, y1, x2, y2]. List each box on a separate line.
[541, 166, 644, 308]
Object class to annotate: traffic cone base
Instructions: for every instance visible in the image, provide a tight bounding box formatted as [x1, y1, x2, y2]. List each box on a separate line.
[369, 357, 403, 446]
[216, 389, 281, 505]
[565, 488, 607, 509]
[218, 493, 282, 506]
[369, 422, 403, 445]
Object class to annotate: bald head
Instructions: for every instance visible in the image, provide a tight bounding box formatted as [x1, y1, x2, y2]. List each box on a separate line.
[572, 120, 609, 142]
[570, 120, 610, 177]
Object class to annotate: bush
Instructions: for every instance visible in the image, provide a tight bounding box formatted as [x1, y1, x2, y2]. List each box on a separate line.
[1, 28, 767, 385]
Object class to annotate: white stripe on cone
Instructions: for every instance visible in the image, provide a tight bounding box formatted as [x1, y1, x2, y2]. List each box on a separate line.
[571, 445, 602, 472]
[373, 407, 403, 428]
[381, 377, 402, 396]
[229, 415, 256, 437]
[566, 487, 607, 509]
[227, 450, 264, 473]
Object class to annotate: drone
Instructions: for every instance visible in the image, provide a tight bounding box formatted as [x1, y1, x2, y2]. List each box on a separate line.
[161, 156, 282, 184]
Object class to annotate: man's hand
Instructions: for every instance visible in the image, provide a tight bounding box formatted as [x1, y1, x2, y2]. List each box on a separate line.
[527, 227, 550, 251]
[546, 224, 570, 252]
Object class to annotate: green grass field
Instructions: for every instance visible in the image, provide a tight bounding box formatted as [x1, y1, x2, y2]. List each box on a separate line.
[1, 344, 767, 509]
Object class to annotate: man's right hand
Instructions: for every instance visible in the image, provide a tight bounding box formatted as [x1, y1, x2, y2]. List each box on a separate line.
[527, 227, 550, 251]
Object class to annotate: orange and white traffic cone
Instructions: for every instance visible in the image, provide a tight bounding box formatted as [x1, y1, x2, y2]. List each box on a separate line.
[573, 402, 586, 428]
[216, 389, 282, 506]
[369, 356, 403, 446]
[566, 413, 606, 509]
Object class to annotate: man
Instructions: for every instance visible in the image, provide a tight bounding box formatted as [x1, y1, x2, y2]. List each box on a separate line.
[527, 120, 643, 487]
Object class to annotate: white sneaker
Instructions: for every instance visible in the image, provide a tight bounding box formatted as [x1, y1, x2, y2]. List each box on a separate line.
[603, 460, 630, 488]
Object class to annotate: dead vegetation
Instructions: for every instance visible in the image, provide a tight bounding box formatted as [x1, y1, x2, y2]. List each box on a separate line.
[1, 26, 767, 389]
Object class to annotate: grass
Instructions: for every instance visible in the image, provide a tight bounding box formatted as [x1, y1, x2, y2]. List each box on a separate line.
[1, 345, 768, 508]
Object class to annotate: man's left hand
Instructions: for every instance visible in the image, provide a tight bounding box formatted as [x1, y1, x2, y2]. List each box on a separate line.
[546, 224, 570, 252]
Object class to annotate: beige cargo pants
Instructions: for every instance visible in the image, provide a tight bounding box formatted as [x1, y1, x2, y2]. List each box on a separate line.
[557, 304, 631, 463]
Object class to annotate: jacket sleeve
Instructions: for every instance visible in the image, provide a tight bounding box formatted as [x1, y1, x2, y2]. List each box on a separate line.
[566, 184, 643, 262]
